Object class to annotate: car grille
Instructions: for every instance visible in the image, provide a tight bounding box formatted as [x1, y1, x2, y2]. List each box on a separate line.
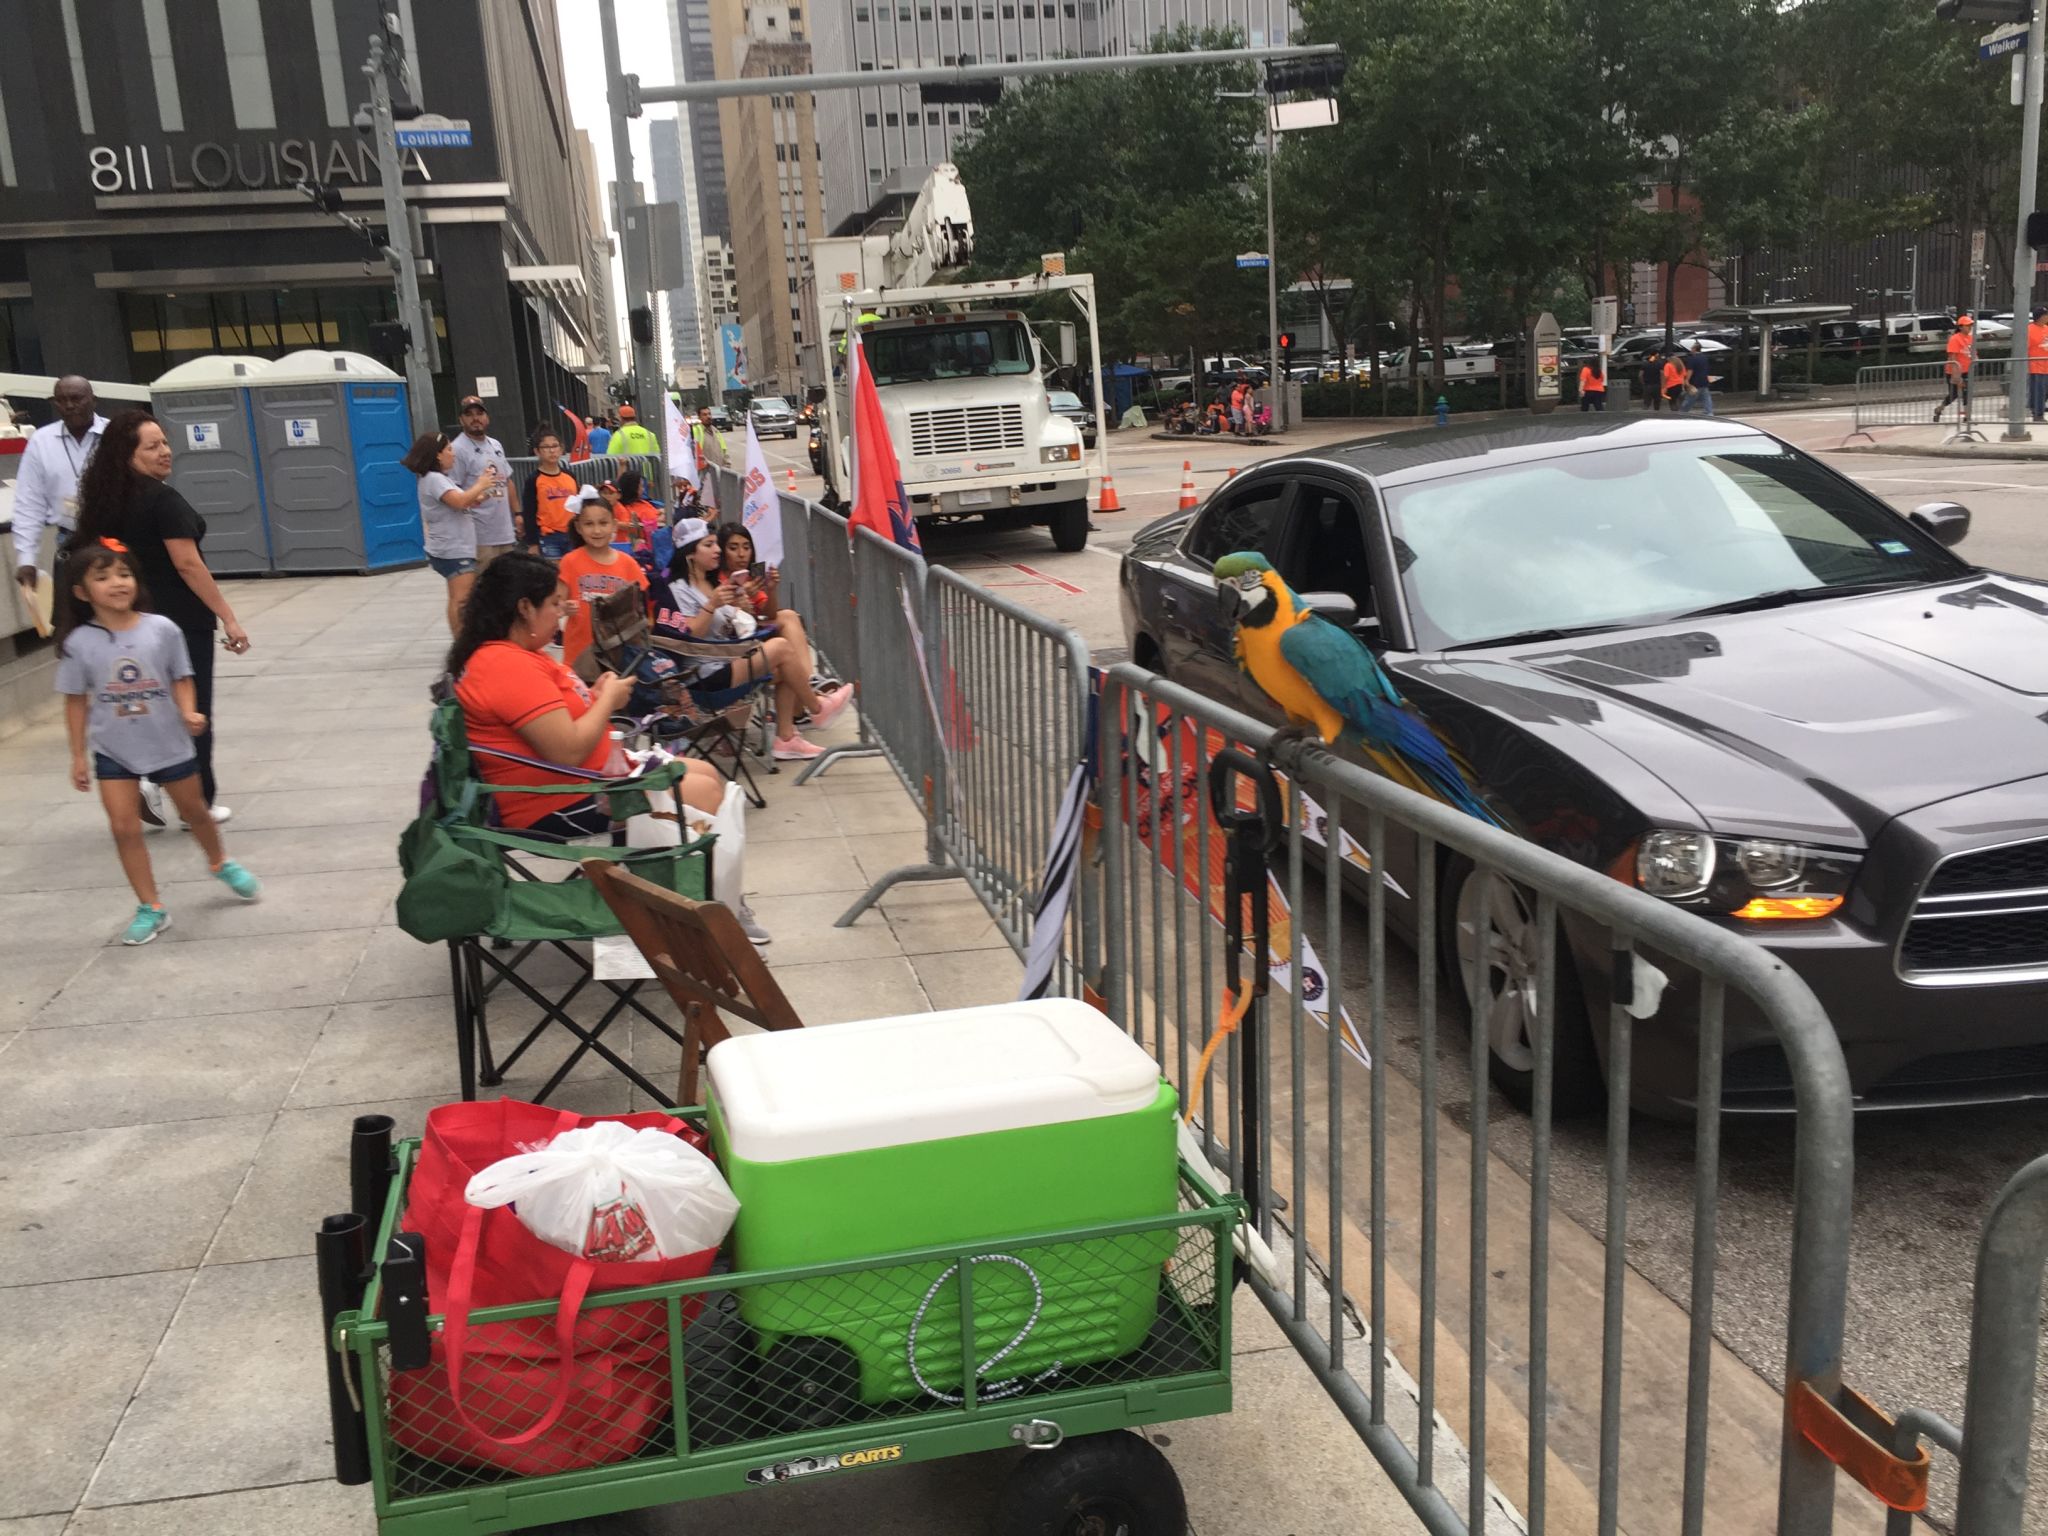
[1900, 838, 2048, 980]
[908, 404, 1025, 459]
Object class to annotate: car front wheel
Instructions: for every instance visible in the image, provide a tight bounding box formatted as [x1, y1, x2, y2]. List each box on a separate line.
[1444, 858, 1605, 1116]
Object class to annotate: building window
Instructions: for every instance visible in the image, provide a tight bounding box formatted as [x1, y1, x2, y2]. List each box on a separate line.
[899, 4, 910, 15]
[789, 278, 798, 293]
[943, 52, 955, 63]
[947, 108, 961, 122]
[1022, 3, 1033, 13]
[789, 3, 802, 14]
[927, 109, 939, 124]
[885, 111, 899, 125]
[859, 60, 872, 69]
[1064, 2, 1075, 12]
[855, 4, 868, 15]
[865, 112, 878, 125]
[920, 4, 932, 15]
[775, 144, 786, 160]
[1004, 52, 1016, 61]
[940, 3, 952, 13]
[1001, 3, 1014, 14]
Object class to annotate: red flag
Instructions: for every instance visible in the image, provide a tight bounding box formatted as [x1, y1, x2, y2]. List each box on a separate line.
[846, 330, 921, 551]
[557, 402, 590, 461]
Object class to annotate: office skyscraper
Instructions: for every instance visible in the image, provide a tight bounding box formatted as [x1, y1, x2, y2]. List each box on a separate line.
[649, 117, 707, 370]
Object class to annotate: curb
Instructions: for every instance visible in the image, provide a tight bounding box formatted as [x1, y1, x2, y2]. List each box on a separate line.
[1832, 436, 2048, 461]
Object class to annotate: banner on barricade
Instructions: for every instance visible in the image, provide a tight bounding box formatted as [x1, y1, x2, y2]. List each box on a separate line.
[1107, 673, 1369, 1066]
[739, 418, 785, 565]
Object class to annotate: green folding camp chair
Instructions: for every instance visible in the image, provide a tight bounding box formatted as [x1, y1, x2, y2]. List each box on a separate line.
[396, 696, 715, 1104]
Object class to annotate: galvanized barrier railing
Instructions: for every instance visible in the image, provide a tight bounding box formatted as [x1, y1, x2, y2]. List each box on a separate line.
[1091, 664, 1864, 1535]
[1849, 357, 2041, 440]
[503, 453, 653, 522]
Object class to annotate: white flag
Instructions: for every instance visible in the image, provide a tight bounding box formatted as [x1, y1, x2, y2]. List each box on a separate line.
[738, 415, 785, 566]
[664, 393, 697, 495]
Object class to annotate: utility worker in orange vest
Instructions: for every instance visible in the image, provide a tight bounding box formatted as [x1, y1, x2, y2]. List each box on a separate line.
[1934, 314, 1975, 422]
[2028, 306, 2048, 422]
[1661, 349, 1689, 408]
[1578, 359, 1607, 412]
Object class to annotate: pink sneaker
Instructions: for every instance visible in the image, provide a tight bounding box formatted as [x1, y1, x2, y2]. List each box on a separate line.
[808, 683, 855, 730]
[773, 734, 825, 761]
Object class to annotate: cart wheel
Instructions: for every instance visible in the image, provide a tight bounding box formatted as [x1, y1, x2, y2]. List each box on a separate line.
[760, 1335, 862, 1432]
[996, 1431, 1187, 1536]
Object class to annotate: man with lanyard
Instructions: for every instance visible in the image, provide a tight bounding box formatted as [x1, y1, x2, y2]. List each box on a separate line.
[610, 404, 659, 458]
[450, 394, 515, 569]
[1934, 314, 1975, 424]
[692, 404, 730, 471]
[13, 375, 107, 595]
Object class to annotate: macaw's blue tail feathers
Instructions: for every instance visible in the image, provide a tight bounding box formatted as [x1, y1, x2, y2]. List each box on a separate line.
[1358, 698, 1503, 828]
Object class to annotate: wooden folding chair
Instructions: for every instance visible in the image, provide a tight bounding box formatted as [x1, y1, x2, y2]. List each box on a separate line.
[582, 860, 805, 1102]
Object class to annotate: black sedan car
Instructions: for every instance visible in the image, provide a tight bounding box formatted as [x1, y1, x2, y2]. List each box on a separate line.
[1119, 415, 2048, 1116]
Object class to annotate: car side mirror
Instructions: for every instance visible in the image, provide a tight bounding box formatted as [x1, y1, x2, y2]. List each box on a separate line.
[1909, 501, 1970, 547]
[1300, 591, 1359, 630]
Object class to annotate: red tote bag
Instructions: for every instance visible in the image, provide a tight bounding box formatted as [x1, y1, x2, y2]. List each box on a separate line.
[386, 1099, 721, 1478]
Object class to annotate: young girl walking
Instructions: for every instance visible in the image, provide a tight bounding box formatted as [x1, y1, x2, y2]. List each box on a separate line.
[56, 542, 261, 945]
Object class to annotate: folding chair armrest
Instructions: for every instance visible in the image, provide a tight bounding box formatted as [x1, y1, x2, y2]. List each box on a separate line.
[650, 633, 766, 664]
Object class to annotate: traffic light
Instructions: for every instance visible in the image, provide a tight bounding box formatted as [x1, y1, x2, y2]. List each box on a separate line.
[2028, 210, 2048, 248]
[367, 320, 409, 367]
[1935, 0, 2029, 21]
[629, 306, 656, 347]
[1264, 53, 1348, 95]
[1278, 331, 1296, 363]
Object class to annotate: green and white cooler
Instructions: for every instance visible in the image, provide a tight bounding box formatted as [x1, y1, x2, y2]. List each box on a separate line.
[705, 998, 1182, 1405]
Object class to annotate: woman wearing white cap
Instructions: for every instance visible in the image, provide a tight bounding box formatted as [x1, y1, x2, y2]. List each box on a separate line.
[653, 518, 852, 761]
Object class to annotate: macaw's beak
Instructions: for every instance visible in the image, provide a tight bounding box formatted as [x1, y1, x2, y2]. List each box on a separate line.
[1216, 580, 1242, 622]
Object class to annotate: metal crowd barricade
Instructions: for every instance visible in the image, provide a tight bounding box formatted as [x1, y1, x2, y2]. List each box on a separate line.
[503, 453, 651, 522]
[1850, 356, 2031, 441]
[1089, 664, 1869, 1535]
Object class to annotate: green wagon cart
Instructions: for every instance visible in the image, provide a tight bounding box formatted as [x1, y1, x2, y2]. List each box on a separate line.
[323, 1113, 1242, 1535]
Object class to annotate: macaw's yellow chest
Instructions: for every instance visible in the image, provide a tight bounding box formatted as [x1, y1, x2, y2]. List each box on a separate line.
[1239, 620, 1347, 744]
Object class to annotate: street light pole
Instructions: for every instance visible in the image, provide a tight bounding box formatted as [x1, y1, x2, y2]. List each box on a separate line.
[2004, 2, 2048, 440]
[365, 28, 438, 435]
[1265, 106, 1283, 432]
[598, 0, 670, 500]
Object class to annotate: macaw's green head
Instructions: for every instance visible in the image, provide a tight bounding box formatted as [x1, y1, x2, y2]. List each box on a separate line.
[1212, 550, 1283, 628]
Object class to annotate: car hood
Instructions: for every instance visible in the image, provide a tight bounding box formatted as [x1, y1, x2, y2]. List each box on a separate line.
[1420, 576, 2048, 845]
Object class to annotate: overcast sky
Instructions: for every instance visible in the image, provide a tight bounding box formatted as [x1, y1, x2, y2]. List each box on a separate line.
[555, 0, 684, 370]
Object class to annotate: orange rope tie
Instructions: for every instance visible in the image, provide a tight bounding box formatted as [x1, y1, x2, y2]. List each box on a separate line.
[1184, 983, 1253, 1125]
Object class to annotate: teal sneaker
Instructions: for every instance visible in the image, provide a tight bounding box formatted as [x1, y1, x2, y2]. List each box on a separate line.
[213, 860, 262, 901]
[121, 904, 171, 946]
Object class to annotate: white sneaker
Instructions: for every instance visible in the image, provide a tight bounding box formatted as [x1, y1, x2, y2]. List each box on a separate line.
[737, 904, 772, 945]
[139, 783, 167, 832]
[179, 804, 232, 829]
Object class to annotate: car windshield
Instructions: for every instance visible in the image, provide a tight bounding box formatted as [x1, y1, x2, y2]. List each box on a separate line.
[866, 321, 1035, 384]
[1385, 437, 1967, 649]
[753, 397, 791, 413]
[1047, 391, 1083, 410]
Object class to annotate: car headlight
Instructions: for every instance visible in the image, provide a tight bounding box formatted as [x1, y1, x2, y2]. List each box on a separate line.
[1630, 830, 1858, 920]
[1041, 443, 1081, 464]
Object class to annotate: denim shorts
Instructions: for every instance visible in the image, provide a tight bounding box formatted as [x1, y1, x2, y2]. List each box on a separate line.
[428, 554, 478, 579]
[95, 753, 199, 785]
[540, 533, 575, 559]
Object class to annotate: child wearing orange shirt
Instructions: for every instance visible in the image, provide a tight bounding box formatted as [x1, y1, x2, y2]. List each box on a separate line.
[554, 498, 647, 668]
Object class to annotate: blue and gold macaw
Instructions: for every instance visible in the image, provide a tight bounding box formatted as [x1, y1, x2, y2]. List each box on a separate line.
[1212, 551, 1500, 826]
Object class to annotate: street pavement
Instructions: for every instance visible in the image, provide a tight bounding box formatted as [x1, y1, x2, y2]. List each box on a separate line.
[0, 564, 1426, 1534]
[754, 403, 2048, 1533]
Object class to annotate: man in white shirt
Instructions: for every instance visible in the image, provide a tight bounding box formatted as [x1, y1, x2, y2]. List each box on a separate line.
[13, 376, 107, 590]
[449, 394, 515, 569]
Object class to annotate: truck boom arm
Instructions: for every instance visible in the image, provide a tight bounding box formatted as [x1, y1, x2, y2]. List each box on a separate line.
[881, 163, 975, 289]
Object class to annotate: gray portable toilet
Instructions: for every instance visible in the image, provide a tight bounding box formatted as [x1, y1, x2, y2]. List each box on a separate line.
[151, 355, 270, 576]
[247, 349, 418, 574]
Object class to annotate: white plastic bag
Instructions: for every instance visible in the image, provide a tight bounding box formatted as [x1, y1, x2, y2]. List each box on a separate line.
[464, 1121, 740, 1262]
[682, 779, 748, 908]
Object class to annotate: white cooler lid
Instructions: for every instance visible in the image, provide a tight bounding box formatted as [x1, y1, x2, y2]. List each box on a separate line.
[708, 998, 1165, 1163]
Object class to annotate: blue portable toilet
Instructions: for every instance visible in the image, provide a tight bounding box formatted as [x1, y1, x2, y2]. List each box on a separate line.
[246, 350, 419, 573]
[151, 355, 271, 576]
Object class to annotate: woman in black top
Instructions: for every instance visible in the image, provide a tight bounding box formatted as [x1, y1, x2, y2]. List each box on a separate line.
[71, 410, 250, 815]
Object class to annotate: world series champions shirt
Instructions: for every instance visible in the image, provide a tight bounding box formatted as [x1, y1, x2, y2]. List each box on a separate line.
[54, 614, 196, 775]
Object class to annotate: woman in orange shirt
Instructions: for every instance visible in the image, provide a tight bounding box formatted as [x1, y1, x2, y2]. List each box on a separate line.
[451, 552, 722, 841]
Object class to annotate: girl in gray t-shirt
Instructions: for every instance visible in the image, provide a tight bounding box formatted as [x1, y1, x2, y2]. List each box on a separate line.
[54, 542, 261, 945]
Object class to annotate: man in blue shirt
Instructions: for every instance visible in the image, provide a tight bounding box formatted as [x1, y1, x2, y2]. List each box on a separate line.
[588, 414, 613, 455]
[1676, 342, 1716, 417]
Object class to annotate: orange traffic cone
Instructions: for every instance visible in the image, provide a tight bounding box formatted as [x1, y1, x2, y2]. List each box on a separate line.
[786, 467, 798, 492]
[1226, 466, 1239, 480]
[1097, 473, 1122, 514]
[1177, 461, 1198, 510]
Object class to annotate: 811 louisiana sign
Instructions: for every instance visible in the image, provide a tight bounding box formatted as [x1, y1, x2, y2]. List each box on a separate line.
[394, 115, 473, 149]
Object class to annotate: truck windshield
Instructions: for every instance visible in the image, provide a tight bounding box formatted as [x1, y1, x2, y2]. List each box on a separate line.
[867, 322, 1034, 384]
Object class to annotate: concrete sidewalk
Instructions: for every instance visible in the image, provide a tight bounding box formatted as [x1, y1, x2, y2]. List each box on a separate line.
[0, 566, 1422, 1535]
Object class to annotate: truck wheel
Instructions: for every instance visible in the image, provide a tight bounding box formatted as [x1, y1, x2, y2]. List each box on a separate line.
[1049, 500, 1090, 552]
[997, 1431, 1186, 1536]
